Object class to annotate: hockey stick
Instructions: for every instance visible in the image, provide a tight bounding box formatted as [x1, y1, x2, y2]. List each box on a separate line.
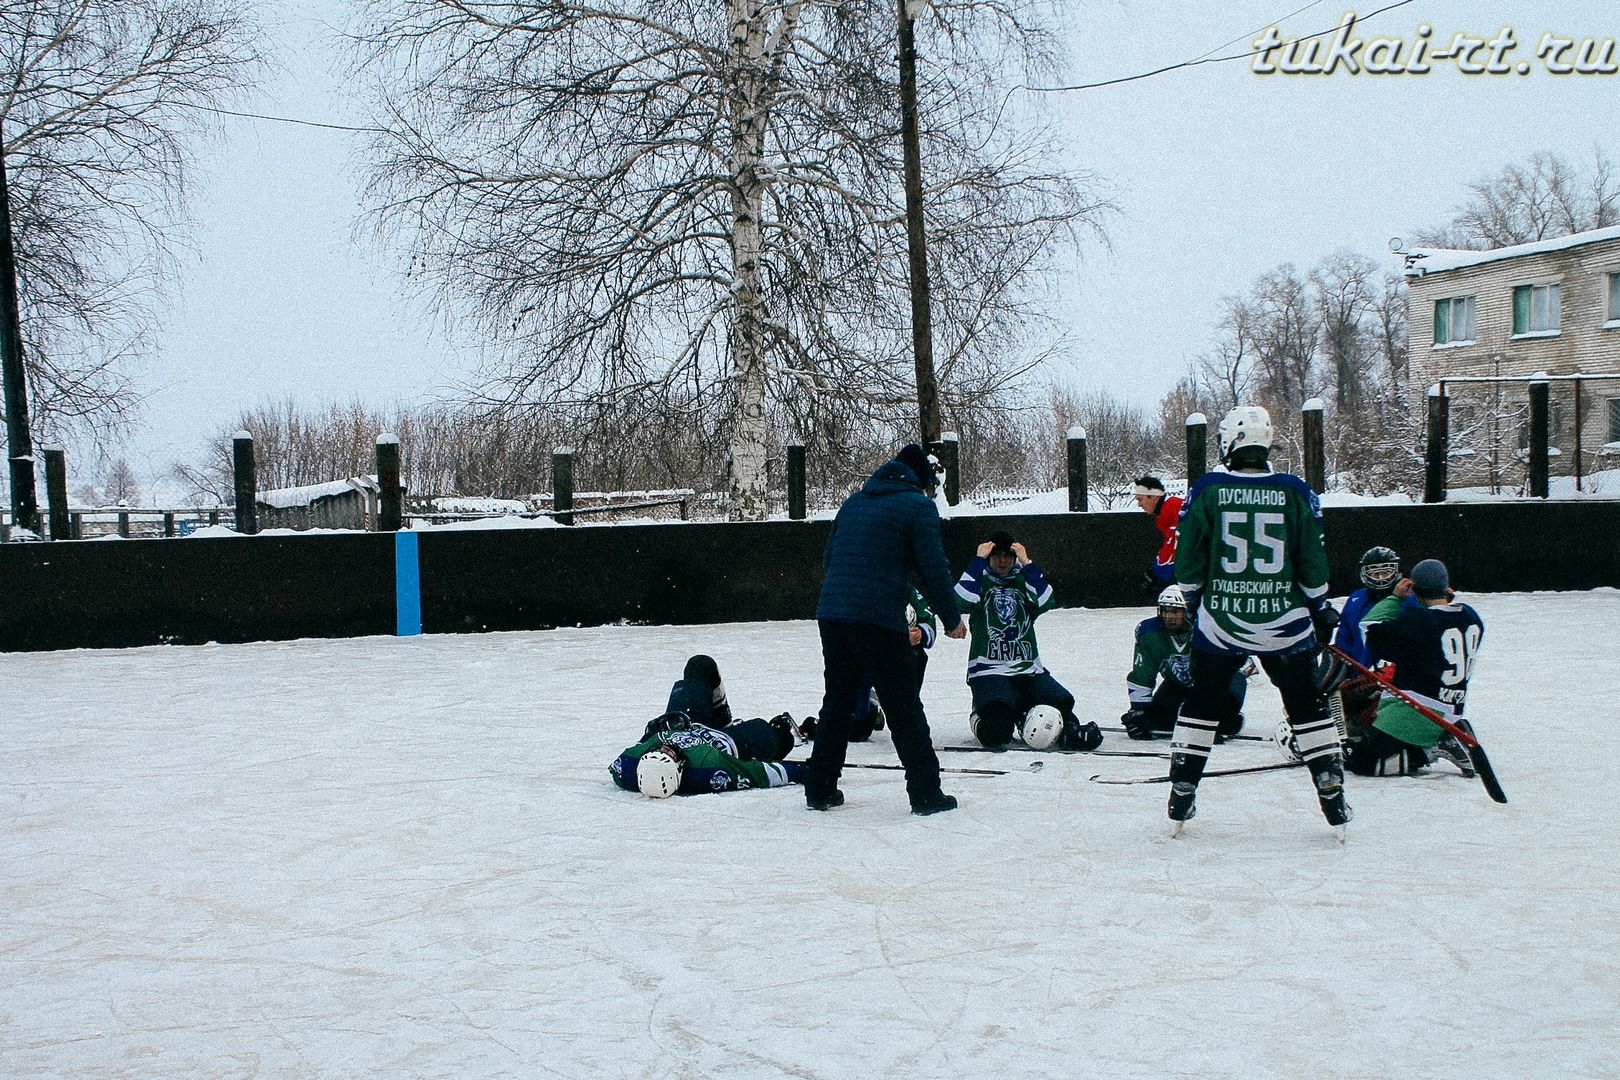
[1098, 725, 1268, 743]
[798, 760, 1040, 777]
[939, 744, 1170, 759]
[1325, 644, 1507, 804]
[1088, 761, 1302, 784]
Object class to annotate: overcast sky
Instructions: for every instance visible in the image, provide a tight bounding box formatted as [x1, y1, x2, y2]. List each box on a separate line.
[107, 0, 1618, 494]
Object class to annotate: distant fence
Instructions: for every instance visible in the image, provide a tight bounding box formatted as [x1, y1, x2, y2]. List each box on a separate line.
[3, 500, 1616, 652]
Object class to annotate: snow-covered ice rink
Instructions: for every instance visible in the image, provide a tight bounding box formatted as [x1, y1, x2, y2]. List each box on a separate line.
[3, 592, 1615, 1079]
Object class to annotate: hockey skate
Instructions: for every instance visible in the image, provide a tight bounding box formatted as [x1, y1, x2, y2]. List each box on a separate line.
[1312, 763, 1352, 837]
[1167, 781, 1197, 835]
[1430, 733, 1476, 777]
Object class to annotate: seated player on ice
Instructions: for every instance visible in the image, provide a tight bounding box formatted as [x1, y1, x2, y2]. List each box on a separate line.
[956, 530, 1102, 751]
[1121, 585, 1247, 740]
[609, 654, 807, 798]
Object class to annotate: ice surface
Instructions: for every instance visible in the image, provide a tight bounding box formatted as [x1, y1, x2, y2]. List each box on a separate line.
[2, 593, 1615, 1078]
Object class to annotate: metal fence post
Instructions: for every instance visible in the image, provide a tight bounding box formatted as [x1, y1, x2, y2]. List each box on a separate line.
[1424, 386, 1449, 503]
[1302, 398, 1326, 493]
[1527, 374, 1550, 498]
[377, 433, 403, 531]
[1186, 413, 1207, 487]
[232, 431, 258, 535]
[787, 444, 806, 520]
[43, 445, 68, 540]
[553, 448, 575, 526]
[1066, 426, 1088, 512]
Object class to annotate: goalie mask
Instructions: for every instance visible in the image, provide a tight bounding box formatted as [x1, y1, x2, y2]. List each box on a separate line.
[1359, 546, 1401, 591]
[1021, 705, 1064, 750]
[636, 747, 683, 798]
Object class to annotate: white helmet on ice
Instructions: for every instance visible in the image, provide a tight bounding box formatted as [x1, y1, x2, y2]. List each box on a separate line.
[1273, 720, 1302, 764]
[1218, 405, 1274, 463]
[1021, 705, 1064, 750]
[637, 747, 684, 798]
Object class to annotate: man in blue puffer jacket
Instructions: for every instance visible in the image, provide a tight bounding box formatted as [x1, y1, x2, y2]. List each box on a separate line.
[807, 443, 967, 816]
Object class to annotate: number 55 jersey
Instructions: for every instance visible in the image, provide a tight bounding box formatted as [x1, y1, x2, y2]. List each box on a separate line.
[1174, 469, 1330, 656]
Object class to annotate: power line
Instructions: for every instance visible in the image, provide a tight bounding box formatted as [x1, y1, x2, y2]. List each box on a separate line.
[1029, 0, 1418, 93]
[175, 100, 384, 134]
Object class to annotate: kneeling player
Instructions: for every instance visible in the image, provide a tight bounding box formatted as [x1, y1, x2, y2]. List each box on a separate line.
[1345, 559, 1483, 778]
[1122, 586, 1248, 740]
[957, 531, 1102, 751]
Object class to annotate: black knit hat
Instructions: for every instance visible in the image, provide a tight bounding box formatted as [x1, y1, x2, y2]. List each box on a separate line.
[987, 530, 1016, 556]
[1410, 559, 1450, 599]
[896, 443, 936, 491]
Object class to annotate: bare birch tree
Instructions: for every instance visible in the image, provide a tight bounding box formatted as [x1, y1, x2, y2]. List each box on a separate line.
[0, 0, 260, 443]
[352, 0, 1109, 519]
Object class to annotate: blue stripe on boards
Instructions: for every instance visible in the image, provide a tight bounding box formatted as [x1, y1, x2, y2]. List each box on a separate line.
[395, 530, 422, 637]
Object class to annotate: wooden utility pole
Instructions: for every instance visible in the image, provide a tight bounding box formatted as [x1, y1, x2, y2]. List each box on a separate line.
[0, 122, 41, 535]
[898, 0, 941, 444]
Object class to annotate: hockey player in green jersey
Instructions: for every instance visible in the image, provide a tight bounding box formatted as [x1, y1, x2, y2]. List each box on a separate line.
[1168, 405, 1348, 834]
[1122, 585, 1248, 740]
[956, 530, 1102, 751]
[609, 654, 808, 798]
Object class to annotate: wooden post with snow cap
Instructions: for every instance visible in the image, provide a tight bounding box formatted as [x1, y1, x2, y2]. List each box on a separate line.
[1424, 385, 1449, 503]
[927, 432, 960, 506]
[786, 444, 806, 520]
[1302, 398, 1325, 493]
[376, 432, 403, 531]
[552, 448, 574, 526]
[1185, 413, 1207, 486]
[42, 445, 68, 540]
[1527, 373, 1550, 499]
[232, 430, 257, 535]
[1066, 426, 1088, 512]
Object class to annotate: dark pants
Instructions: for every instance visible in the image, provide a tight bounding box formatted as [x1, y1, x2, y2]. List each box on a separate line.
[664, 674, 784, 761]
[1173, 644, 1338, 787]
[851, 651, 928, 741]
[969, 672, 1075, 746]
[809, 620, 942, 804]
[1142, 670, 1248, 735]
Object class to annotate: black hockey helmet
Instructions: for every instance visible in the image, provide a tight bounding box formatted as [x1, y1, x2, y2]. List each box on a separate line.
[1359, 546, 1400, 591]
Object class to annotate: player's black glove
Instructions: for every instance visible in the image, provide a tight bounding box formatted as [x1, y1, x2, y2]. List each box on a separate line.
[1121, 709, 1155, 740]
[1063, 719, 1104, 752]
[1311, 602, 1340, 646]
[1137, 571, 1159, 594]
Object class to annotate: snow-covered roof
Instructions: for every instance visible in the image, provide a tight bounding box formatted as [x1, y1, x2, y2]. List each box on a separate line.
[1404, 224, 1620, 277]
[257, 476, 379, 509]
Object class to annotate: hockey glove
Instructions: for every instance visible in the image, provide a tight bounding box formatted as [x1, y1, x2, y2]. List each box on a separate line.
[1063, 719, 1104, 752]
[1311, 602, 1340, 646]
[1121, 709, 1155, 740]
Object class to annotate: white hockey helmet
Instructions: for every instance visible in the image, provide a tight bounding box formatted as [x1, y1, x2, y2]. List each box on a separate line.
[1218, 405, 1274, 462]
[1157, 585, 1187, 611]
[1021, 705, 1064, 750]
[1273, 719, 1302, 764]
[637, 747, 684, 798]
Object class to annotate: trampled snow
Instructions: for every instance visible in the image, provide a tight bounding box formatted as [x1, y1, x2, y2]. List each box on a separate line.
[3, 592, 1615, 1079]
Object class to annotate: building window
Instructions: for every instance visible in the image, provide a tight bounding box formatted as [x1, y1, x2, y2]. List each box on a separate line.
[1607, 272, 1620, 325]
[1433, 294, 1476, 345]
[1512, 282, 1560, 335]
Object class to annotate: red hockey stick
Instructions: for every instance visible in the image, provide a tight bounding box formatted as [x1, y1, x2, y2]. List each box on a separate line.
[1326, 644, 1507, 804]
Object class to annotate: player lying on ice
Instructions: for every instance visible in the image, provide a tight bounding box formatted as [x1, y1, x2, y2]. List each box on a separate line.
[609, 654, 807, 799]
